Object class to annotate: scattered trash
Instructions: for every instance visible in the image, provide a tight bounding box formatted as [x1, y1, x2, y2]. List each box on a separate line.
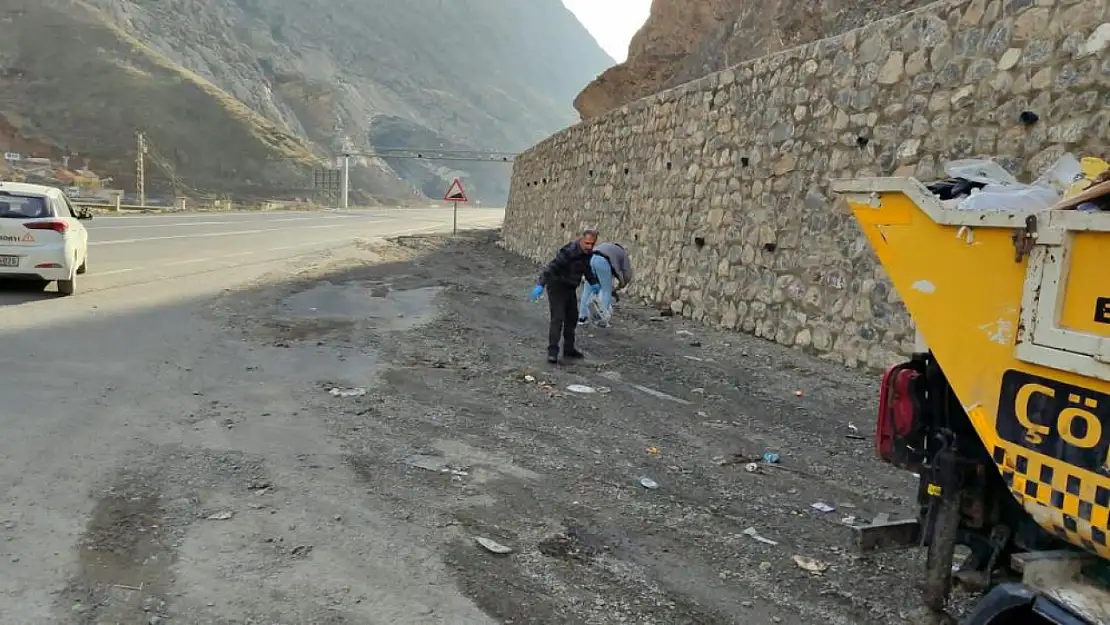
[596, 386, 611, 395]
[742, 527, 778, 546]
[676, 330, 694, 336]
[715, 453, 760, 466]
[405, 454, 469, 477]
[763, 452, 780, 464]
[475, 537, 513, 554]
[599, 370, 622, 382]
[630, 384, 691, 405]
[794, 391, 804, 397]
[745, 462, 760, 473]
[567, 384, 596, 394]
[646, 447, 660, 455]
[841, 516, 858, 526]
[811, 502, 836, 513]
[290, 544, 314, 557]
[683, 355, 704, 362]
[523, 374, 536, 383]
[329, 387, 367, 398]
[691, 387, 705, 394]
[793, 554, 829, 574]
[206, 511, 234, 521]
[847, 422, 859, 433]
[689, 341, 702, 347]
[639, 476, 659, 490]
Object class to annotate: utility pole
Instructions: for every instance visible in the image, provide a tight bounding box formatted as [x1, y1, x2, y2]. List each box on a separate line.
[340, 154, 350, 210]
[136, 131, 146, 207]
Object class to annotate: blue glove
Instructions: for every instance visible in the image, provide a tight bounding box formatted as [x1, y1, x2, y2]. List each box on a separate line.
[529, 285, 544, 301]
[590, 284, 601, 295]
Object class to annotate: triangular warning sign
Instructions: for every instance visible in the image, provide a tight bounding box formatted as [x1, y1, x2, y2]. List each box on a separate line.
[443, 178, 468, 202]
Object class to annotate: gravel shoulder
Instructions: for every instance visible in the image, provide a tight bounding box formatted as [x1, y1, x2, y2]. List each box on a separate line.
[211, 230, 929, 624]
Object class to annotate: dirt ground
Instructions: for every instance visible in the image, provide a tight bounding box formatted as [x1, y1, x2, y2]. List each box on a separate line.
[211, 229, 938, 625]
[25, 228, 973, 625]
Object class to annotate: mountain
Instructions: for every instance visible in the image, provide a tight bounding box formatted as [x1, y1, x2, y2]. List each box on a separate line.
[0, 0, 613, 204]
[574, 0, 934, 119]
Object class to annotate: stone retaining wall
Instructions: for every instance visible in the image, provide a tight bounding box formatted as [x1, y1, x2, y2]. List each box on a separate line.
[503, 0, 1110, 368]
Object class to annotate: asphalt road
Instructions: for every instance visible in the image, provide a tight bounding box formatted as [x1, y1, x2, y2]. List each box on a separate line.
[72, 207, 504, 294]
[0, 207, 505, 624]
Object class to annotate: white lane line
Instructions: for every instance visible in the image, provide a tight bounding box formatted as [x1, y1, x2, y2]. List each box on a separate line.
[86, 219, 501, 277]
[90, 215, 360, 230]
[161, 257, 215, 267]
[90, 229, 267, 245]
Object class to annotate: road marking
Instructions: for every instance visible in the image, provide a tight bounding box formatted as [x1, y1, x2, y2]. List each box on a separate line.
[162, 257, 215, 267]
[84, 218, 503, 278]
[94, 268, 136, 277]
[90, 215, 360, 230]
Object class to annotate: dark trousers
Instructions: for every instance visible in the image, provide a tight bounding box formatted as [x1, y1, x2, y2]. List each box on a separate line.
[547, 283, 578, 352]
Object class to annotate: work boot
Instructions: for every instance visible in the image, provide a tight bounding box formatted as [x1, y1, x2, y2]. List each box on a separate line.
[547, 347, 559, 364]
[564, 347, 585, 360]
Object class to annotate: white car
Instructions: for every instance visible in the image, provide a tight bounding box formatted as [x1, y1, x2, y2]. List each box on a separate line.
[0, 181, 92, 295]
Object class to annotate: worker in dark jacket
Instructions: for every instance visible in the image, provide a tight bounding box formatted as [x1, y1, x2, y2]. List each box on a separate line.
[529, 229, 600, 363]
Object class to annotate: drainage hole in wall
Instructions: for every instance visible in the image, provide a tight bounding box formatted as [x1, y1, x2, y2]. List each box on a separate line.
[666, 161, 672, 170]
[624, 167, 629, 175]
[694, 236, 706, 249]
[542, 178, 547, 184]
[559, 222, 566, 229]
[763, 242, 777, 253]
[855, 136, 870, 148]
[588, 169, 594, 176]
[741, 157, 750, 167]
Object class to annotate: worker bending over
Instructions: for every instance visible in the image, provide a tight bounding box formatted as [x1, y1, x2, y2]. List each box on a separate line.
[578, 241, 633, 327]
[529, 229, 600, 363]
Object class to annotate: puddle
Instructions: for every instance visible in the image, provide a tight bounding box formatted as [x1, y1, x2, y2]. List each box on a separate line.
[280, 282, 442, 331]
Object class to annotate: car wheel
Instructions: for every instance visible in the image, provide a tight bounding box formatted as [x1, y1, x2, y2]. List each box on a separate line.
[57, 275, 76, 296]
[77, 256, 87, 275]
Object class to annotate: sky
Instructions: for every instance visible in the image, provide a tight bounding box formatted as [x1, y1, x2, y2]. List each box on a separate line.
[562, 0, 652, 62]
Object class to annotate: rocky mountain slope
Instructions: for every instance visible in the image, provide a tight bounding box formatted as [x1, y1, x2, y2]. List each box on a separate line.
[0, 0, 612, 203]
[574, 0, 934, 119]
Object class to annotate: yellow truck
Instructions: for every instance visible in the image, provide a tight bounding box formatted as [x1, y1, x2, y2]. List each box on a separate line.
[832, 173, 1110, 625]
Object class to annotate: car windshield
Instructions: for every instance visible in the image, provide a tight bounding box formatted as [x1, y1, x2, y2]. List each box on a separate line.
[0, 194, 50, 219]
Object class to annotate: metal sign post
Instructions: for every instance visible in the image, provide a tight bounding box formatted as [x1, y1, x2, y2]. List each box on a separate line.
[453, 201, 458, 234]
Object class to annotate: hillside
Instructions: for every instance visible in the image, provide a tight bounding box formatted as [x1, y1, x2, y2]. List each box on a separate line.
[574, 0, 934, 119]
[0, 0, 613, 203]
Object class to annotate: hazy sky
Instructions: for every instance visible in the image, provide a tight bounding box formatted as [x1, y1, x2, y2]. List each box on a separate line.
[562, 0, 652, 62]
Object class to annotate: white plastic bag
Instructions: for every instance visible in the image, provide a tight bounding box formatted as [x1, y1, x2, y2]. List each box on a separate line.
[956, 184, 1060, 212]
[1033, 153, 1084, 194]
[944, 159, 1019, 186]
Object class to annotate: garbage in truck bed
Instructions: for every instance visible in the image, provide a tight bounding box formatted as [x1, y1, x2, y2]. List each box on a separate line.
[925, 153, 1110, 213]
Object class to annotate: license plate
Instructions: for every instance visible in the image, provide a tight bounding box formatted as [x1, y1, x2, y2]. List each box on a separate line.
[0, 255, 18, 267]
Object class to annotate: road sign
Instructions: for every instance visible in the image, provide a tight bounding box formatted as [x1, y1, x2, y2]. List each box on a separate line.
[444, 178, 468, 202]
